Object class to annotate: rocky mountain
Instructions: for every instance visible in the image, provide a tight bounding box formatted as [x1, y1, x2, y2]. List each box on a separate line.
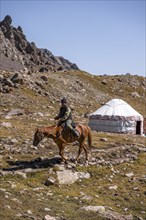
[0, 15, 79, 72]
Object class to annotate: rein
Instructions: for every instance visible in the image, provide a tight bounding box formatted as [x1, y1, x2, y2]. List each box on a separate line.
[45, 125, 63, 141]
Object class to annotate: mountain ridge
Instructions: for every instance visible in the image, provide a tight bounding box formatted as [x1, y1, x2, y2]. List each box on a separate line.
[0, 15, 79, 72]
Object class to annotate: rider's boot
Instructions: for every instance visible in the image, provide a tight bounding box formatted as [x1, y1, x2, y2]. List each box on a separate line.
[72, 129, 79, 138]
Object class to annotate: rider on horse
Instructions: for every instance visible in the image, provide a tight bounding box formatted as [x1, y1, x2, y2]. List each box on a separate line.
[54, 97, 79, 138]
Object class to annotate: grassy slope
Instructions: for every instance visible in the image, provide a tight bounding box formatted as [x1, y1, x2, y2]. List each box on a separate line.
[0, 70, 146, 220]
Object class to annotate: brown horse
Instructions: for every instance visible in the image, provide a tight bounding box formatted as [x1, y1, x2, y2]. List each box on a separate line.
[33, 124, 92, 163]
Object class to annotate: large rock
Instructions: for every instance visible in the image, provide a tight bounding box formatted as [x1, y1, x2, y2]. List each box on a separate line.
[81, 206, 106, 213]
[56, 169, 79, 184]
[81, 206, 133, 220]
[56, 169, 90, 184]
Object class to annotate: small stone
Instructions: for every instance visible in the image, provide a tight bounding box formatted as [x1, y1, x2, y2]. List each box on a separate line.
[125, 172, 134, 178]
[44, 208, 51, 211]
[5, 205, 11, 209]
[1, 122, 12, 127]
[14, 171, 27, 179]
[131, 92, 140, 98]
[11, 138, 18, 144]
[100, 138, 108, 142]
[81, 195, 92, 201]
[27, 210, 32, 214]
[0, 188, 6, 192]
[109, 185, 118, 190]
[101, 80, 107, 85]
[133, 187, 139, 191]
[45, 177, 56, 186]
[43, 214, 57, 220]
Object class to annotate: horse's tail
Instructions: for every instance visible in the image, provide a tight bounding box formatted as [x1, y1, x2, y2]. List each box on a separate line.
[87, 126, 92, 151]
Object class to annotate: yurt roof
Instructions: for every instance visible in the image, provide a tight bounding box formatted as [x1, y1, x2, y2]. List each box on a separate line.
[90, 99, 143, 119]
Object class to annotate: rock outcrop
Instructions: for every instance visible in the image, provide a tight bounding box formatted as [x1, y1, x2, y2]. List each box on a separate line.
[0, 15, 79, 72]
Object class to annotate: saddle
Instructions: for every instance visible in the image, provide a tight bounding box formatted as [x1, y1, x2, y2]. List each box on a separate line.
[61, 121, 76, 129]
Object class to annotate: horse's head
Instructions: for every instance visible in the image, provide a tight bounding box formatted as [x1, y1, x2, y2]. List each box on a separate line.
[33, 128, 44, 146]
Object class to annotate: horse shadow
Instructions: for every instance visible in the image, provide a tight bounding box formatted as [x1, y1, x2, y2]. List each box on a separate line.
[2, 157, 62, 172]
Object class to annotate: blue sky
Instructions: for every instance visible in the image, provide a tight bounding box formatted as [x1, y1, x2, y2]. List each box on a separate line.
[0, 0, 145, 76]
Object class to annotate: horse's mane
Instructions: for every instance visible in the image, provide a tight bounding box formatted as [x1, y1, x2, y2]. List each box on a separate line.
[38, 125, 56, 129]
[45, 125, 56, 129]
[36, 125, 57, 132]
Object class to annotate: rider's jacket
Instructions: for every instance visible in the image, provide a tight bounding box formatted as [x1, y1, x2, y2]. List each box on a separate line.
[56, 105, 72, 122]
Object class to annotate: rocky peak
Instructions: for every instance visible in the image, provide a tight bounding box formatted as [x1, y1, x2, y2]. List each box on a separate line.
[0, 15, 79, 72]
[0, 15, 12, 30]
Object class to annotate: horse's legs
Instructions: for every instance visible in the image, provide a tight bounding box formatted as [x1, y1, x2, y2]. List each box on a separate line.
[83, 144, 89, 161]
[58, 143, 68, 163]
[76, 140, 90, 163]
[76, 141, 84, 162]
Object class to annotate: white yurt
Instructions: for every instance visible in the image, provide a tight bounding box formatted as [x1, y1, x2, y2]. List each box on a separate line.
[88, 99, 143, 135]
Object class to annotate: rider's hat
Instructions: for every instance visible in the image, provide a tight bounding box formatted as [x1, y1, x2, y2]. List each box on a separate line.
[61, 97, 67, 104]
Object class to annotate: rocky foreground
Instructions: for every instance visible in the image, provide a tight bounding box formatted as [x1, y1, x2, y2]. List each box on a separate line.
[0, 129, 146, 220]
